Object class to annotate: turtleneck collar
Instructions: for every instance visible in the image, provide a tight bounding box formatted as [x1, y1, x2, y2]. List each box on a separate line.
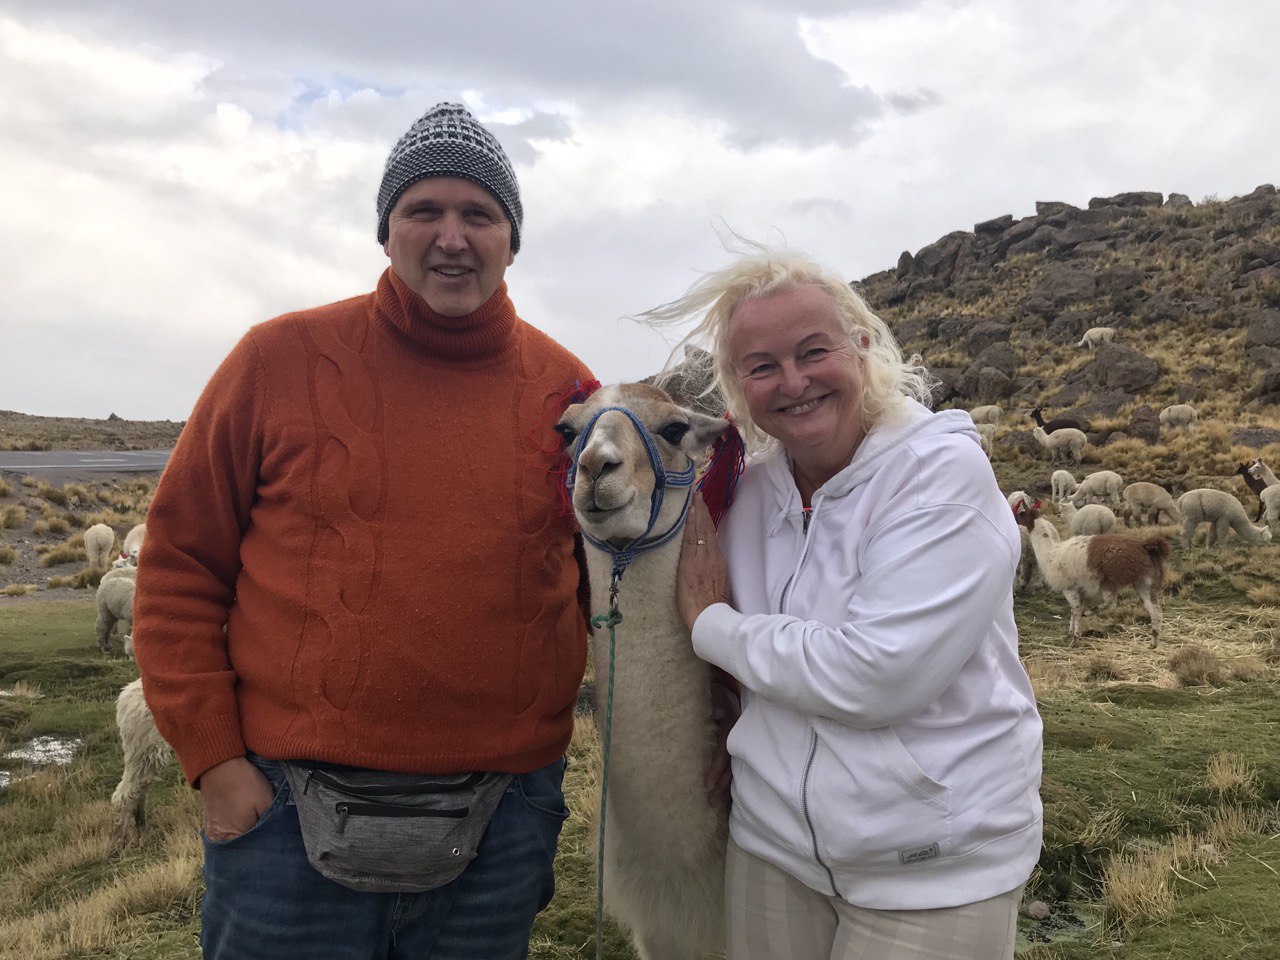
[374, 268, 518, 362]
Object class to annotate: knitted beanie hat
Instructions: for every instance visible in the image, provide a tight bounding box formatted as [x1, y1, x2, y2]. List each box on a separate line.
[376, 102, 523, 252]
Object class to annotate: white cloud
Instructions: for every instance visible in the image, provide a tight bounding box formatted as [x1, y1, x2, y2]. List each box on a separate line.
[2, 2, 1279, 420]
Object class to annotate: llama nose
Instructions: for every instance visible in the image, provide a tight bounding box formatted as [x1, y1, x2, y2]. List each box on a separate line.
[578, 446, 621, 481]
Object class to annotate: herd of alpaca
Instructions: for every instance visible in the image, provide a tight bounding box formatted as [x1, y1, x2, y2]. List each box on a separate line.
[976, 392, 1275, 644]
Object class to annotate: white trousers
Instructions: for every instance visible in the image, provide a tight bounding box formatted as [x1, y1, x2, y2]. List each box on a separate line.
[726, 838, 1022, 960]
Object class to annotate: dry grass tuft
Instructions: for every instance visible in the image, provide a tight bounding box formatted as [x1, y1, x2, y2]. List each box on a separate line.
[1245, 582, 1280, 605]
[3, 680, 43, 699]
[32, 517, 70, 536]
[1228, 657, 1269, 682]
[1, 504, 26, 529]
[36, 543, 85, 568]
[43, 575, 77, 589]
[1084, 654, 1126, 682]
[0, 544, 16, 566]
[0, 584, 37, 596]
[34, 483, 68, 507]
[1102, 832, 1190, 932]
[0, 478, 12, 498]
[1168, 644, 1226, 687]
[1205, 753, 1258, 798]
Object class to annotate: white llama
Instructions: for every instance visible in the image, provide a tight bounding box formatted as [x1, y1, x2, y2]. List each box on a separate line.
[557, 383, 730, 960]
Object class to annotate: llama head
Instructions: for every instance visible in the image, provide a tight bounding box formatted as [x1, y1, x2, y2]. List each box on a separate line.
[1012, 497, 1040, 531]
[556, 383, 728, 545]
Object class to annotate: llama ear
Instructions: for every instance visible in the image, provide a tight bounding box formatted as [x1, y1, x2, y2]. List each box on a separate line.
[682, 412, 732, 455]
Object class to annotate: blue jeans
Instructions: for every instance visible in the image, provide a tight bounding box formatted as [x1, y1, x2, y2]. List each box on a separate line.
[201, 755, 570, 960]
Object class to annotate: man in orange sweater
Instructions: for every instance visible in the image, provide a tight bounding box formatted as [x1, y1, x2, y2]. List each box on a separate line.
[134, 103, 593, 959]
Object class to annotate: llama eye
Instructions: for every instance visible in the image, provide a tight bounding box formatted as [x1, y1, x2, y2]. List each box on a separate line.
[658, 422, 690, 444]
[554, 423, 577, 447]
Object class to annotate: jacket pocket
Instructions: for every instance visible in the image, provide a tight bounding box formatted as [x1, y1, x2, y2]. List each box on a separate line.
[808, 722, 952, 870]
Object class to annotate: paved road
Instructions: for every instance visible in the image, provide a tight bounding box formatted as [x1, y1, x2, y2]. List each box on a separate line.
[0, 450, 170, 475]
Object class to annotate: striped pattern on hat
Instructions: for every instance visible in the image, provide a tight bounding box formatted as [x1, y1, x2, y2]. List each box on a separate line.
[376, 102, 522, 252]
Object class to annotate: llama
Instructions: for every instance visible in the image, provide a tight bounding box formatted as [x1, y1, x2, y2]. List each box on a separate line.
[1009, 496, 1040, 592]
[1247, 459, 1280, 534]
[1122, 482, 1181, 527]
[1015, 509, 1169, 647]
[968, 404, 1001, 427]
[111, 678, 172, 847]
[1158, 404, 1197, 433]
[976, 422, 997, 458]
[1176, 489, 1272, 548]
[1051, 469, 1079, 502]
[1033, 426, 1086, 464]
[94, 576, 135, 654]
[1071, 470, 1124, 508]
[1030, 407, 1084, 434]
[122, 523, 146, 561]
[83, 523, 115, 569]
[1077, 326, 1116, 350]
[1058, 501, 1117, 535]
[1236, 461, 1269, 522]
[557, 382, 730, 960]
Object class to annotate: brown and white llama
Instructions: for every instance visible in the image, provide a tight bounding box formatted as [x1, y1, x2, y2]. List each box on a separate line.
[556, 382, 731, 960]
[1014, 504, 1170, 647]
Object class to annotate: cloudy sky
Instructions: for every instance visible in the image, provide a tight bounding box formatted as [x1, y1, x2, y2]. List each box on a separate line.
[3, 1, 1278, 421]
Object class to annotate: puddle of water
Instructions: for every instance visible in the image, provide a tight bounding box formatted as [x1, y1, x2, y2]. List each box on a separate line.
[5, 735, 82, 766]
[0, 736, 83, 791]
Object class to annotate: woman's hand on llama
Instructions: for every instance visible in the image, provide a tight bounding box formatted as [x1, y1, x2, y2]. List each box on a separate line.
[706, 678, 739, 807]
[677, 498, 733, 630]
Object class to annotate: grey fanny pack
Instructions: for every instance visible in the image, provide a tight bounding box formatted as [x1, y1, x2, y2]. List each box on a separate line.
[282, 761, 512, 893]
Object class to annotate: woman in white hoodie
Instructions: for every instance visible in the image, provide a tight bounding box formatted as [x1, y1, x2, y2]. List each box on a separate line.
[657, 245, 1043, 960]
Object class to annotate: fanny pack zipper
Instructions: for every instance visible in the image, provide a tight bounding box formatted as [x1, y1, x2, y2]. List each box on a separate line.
[335, 800, 470, 833]
[304, 769, 486, 796]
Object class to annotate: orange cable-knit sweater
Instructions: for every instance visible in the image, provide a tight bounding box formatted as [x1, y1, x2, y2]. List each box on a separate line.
[134, 269, 593, 785]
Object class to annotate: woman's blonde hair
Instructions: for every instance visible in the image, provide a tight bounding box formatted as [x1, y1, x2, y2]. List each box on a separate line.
[642, 240, 933, 452]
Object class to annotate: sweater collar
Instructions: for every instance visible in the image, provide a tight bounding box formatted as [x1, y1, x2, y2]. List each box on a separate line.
[374, 268, 517, 361]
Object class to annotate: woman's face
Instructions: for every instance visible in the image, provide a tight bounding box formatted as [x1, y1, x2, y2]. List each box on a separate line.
[727, 285, 867, 469]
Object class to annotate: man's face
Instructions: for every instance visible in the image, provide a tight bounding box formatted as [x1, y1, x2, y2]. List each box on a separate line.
[383, 176, 515, 317]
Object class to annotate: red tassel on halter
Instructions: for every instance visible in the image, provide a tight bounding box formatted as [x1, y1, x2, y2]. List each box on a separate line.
[698, 415, 745, 530]
[546, 378, 602, 518]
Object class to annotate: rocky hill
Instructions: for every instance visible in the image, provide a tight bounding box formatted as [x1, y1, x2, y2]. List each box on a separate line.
[857, 184, 1280, 446]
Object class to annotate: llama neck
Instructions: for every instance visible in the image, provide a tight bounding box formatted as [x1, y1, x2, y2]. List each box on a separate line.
[1258, 462, 1279, 487]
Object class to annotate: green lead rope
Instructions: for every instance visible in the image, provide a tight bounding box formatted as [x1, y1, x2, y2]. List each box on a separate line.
[591, 576, 623, 960]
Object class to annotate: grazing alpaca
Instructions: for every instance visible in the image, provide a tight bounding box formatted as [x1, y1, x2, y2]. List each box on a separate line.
[111, 679, 172, 847]
[83, 523, 116, 569]
[1247, 459, 1280, 534]
[1077, 326, 1116, 350]
[1236, 461, 1269, 522]
[1009, 496, 1040, 592]
[1071, 470, 1124, 508]
[1030, 407, 1084, 434]
[976, 422, 996, 458]
[1058, 501, 1116, 535]
[1122, 482, 1181, 526]
[968, 404, 1001, 427]
[1015, 508, 1169, 647]
[557, 383, 730, 960]
[1158, 404, 1197, 433]
[1051, 469, 1079, 502]
[1033, 426, 1086, 464]
[122, 522, 146, 561]
[1177, 488, 1272, 548]
[94, 576, 135, 654]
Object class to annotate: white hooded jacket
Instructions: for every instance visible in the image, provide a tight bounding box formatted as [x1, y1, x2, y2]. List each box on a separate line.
[692, 398, 1043, 909]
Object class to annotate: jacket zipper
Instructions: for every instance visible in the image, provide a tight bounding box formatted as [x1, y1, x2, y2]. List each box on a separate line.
[781, 497, 838, 896]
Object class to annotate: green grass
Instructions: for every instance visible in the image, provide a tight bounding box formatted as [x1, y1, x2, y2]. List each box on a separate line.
[2, 590, 1277, 958]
